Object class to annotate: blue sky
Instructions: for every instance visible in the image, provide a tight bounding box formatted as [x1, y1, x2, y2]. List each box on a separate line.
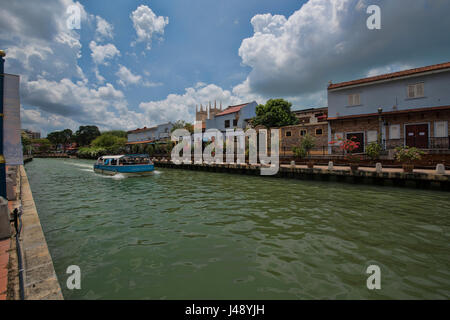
[1, 0, 449, 135]
[80, 0, 304, 107]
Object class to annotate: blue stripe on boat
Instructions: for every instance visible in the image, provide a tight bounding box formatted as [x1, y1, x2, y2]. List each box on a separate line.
[94, 164, 154, 173]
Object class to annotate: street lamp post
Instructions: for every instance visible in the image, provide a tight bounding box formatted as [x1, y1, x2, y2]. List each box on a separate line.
[0, 50, 5, 198]
[377, 107, 383, 150]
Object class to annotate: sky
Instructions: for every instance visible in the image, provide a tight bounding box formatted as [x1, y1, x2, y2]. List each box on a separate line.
[1, 0, 450, 136]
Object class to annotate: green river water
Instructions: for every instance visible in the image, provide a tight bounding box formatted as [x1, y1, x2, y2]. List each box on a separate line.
[25, 158, 450, 299]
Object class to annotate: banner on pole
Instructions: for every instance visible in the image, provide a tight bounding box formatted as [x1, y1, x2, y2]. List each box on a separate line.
[3, 74, 23, 165]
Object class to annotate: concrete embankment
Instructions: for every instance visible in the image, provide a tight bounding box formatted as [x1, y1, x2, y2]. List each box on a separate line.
[154, 161, 450, 191]
[3, 164, 63, 300]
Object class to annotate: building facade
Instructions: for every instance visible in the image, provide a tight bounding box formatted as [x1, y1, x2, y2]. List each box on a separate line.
[194, 101, 222, 133]
[21, 129, 40, 140]
[127, 122, 174, 146]
[280, 107, 329, 156]
[204, 101, 257, 133]
[327, 62, 450, 154]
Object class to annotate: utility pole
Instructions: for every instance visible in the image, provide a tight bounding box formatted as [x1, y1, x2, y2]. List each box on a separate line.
[0, 50, 5, 198]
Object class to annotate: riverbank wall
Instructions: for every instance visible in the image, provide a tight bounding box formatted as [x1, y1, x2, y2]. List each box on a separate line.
[23, 156, 33, 164]
[2, 164, 63, 300]
[153, 160, 450, 191]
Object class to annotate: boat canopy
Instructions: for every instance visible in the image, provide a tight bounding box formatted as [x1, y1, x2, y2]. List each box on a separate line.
[101, 155, 125, 160]
[124, 154, 150, 157]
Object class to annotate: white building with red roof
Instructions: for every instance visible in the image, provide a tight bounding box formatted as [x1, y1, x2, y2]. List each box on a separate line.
[204, 101, 258, 133]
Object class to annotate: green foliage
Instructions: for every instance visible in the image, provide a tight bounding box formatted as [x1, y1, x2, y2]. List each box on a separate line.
[251, 99, 298, 128]
[291, 134, 315, 159]
[91, 134, 126, 148]
[21, 132, 32, 154]
[77, 147, 107, 159]
[74, 125, 101, 146]
[32, 138, 52, 153]
[366, 142, 382, 160]
[292, 146, 307, 159]
[46, 129, 73, 149]
[394, 146, 424, 163]
[101, 130, 127, 138]
[171, 120, 194, 133]
[77, 131, 127, 158]
[300, 134, 315, 155]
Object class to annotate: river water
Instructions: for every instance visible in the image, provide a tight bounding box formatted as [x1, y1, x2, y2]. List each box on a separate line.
[25, 158, 450, 299]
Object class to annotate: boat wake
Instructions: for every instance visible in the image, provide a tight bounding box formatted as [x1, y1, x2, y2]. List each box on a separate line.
[66, 162, 94, 169]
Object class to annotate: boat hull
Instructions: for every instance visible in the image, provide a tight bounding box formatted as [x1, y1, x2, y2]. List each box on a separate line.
[93, 164, 154, 176]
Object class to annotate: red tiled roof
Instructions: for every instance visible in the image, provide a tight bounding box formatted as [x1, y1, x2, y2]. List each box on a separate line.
[126, 139, 154, 145]
[328, 62, 450, 90]
[127, 126, 156, 134]
[215, 103, 250, 116]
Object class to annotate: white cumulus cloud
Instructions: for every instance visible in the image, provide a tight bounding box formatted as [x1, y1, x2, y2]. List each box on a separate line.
[89, 41, 120, 65]
[139, 83, 251, 126]
[130, 5, 169, 50]
[116, 65, 142, 86]
[95, 16, 114, 41]
[237, 0, 450, 102]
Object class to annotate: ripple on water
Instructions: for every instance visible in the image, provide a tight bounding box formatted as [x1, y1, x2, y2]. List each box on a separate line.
[25, 158, 450, 300]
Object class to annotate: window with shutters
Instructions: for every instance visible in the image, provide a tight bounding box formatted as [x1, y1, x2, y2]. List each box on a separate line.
[389, 124, 400, 140]
[367, 130, 378, 143]
[348, 93, 361, 106]
[407, 83, 424, 98]
[434, 121, 448, 138]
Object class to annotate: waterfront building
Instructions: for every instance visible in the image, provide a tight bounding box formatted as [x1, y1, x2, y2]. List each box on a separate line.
[204, 101, 258, 133]
[126, 122, 174, 146]
[21, 129, 41, 140]
[327, 62, 450, 155]
[194, 101, 222, 133]
[279, 107, 329, 156]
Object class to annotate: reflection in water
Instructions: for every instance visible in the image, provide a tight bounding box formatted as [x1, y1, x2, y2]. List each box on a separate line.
[26, 158, 450, 299]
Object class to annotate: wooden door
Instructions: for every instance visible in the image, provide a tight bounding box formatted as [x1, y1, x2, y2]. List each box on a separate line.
[405, 124, 428, 148]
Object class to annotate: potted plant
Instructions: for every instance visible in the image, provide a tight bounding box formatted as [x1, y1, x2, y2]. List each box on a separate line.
[366, 142, 382, 161]
[292, 146, 307, 164]
[329, 136, 361, 171]
[300, 134, 315, 168]
[394, 146, 424, 173]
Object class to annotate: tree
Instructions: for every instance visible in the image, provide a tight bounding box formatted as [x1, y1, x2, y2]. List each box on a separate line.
[292, 134, 315, 159]
[74, 125, 101, 146]
[171, 120, 194, 133]
[32, 138, 52, 154]
[47, 131, 64, 147]
[102, 130, 127, 138]
[46, 129, 73, 152]
[251, 99, 298, 128]
[300, 134, 315, 156]
[21, 132, 32, 155]
[61, 129, 73, 145]
[91, 133, 127, 154]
